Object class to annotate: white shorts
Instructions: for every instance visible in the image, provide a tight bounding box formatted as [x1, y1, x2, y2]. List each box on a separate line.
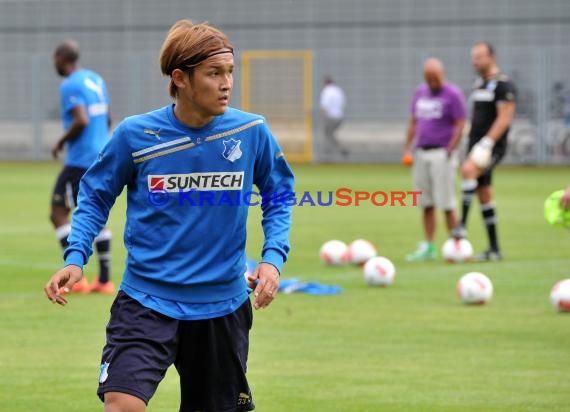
[412, 148, 458, 210]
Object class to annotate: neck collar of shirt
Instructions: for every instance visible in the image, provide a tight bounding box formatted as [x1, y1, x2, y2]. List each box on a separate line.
[166, 103, 223, 135]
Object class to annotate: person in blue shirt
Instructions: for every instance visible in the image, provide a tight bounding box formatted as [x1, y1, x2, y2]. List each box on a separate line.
[50, 40, 114, 294]
[44, 20, 294, 412]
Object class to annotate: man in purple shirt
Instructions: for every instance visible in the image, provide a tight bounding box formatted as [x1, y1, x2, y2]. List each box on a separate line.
[403, 58, 467, 261]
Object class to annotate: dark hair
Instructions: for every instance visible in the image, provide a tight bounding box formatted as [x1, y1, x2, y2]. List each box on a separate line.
[54, 40, 80, 64]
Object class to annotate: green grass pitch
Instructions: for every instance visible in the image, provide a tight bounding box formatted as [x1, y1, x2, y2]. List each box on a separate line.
[1, 161, 569, 411]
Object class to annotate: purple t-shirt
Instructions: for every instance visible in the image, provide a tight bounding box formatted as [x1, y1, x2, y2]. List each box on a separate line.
[410, 82, 466, 148]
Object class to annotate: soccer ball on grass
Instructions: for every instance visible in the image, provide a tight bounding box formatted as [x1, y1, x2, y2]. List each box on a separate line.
[550, 279, 570, 312]
[348, 239, 377, 265]
[442, 238, 473, 263]
[363, 256, 395, 286]
[456, 272, 493, 304]
[319, 240, 349, 266]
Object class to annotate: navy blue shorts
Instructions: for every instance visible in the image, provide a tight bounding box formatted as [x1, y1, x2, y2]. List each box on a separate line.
[51, 166, 87, 208]
[97, 291, 255, 411]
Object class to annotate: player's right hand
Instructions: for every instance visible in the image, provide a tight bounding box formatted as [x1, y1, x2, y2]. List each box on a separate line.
[468, 136, 494, 169]
[44, 265, 83, 306]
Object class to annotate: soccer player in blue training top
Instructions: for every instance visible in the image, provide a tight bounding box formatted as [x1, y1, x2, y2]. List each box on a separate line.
[44, 20, 294, 412]
[452, 42, 516, 261]
[50, 40, 115, 294]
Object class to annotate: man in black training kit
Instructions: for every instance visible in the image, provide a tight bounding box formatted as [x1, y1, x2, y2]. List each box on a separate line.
[453, 42, 516, 261]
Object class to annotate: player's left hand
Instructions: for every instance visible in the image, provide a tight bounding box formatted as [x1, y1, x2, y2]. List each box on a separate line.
[249, 263, 279, 310]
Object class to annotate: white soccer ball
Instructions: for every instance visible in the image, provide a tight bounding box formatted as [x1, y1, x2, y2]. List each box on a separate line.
[442, 238, 473, 263]
[319, 240, 349, 266]
[457, 272, 493, 304]
[363, 256, 395, 286]
[550, 279, 570, 312]
[348, 239, 377, 265]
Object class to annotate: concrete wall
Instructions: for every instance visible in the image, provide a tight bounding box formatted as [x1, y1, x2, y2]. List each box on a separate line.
[1, 0, 569, 162]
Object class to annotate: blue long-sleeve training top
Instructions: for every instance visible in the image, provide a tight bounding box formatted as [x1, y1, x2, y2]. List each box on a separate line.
[64, 105, 294, 316]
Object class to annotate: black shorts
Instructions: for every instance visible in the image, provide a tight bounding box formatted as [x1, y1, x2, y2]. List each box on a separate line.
[97, 291, 255, 412]
[467, 142, 507, 187]
[51, 166, 87, 208]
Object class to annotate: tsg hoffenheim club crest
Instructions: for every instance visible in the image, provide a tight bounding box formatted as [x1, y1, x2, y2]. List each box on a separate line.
[222, 138, 243, 162]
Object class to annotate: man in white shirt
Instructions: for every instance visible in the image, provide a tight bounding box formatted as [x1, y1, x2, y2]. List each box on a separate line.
[319, 76, 347, 157]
